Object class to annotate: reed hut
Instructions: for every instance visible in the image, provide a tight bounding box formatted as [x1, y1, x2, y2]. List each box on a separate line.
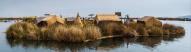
[137, 16, 162, 27]
[74, 13, 84, 27]
[94, 14, 122, 25]
[34, 17, 45, 25]
[36, 15, 65, 27]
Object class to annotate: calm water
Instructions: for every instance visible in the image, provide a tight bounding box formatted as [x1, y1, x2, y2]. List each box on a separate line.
[0, 21, 190, 52]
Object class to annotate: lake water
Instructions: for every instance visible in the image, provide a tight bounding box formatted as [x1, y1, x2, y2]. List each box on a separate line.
[0, 21, 190, 52]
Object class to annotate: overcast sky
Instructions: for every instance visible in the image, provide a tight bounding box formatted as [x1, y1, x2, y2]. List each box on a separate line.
[0, 0, 190, 17]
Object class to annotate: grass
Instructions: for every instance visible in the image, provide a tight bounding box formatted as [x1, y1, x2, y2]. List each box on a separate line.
[6, 22, 39, 40]
[39, 25, 67, 41]
[163, 23, 185, 35]
[23, 18, 35, 23]
[148, 27, 163, 36]
[123, 26, 138, 36]
[65, 26, 86, 42]
[138, 28, 149, 36]
[83, 26, 102, 40]
[125, 23, 148, 36]
[39, 25, 89, 42]
[100, 23, 125, 36]
[6, 22, 102, 42]
[6, 22, 185, 42]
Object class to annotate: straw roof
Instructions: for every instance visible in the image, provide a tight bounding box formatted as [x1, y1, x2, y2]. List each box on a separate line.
[34, 17, 45, 24]
[40, 15, 65, 26]
[55, 15, 65, 24]
[74, 13, 84, 27]
[95, 14, 121, 23]
[138, 16, 154, 21]
[137, 16, 162, 27]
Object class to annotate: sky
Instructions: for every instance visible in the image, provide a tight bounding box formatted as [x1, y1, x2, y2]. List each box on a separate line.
[0, 0, 190, 17]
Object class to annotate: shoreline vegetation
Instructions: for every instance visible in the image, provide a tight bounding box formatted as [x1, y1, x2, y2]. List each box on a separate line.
[6, 21, 185, 42]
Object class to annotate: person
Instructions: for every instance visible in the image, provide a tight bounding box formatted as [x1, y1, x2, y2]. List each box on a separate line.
[124, 15, 130, 25]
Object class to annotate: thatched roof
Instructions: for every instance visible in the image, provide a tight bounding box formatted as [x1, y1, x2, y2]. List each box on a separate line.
[137, 16, 162, 27]
[55, 15, 65, 24]
[138, 16, 154, 21]
[39, 15, 65, 26]
[74, 13, 83, 27]
[95, 14, 121, 23]
[34, 17, 45, 24]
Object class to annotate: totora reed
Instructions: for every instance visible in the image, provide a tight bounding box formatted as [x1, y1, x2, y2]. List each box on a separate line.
[6, 22, 185, 42]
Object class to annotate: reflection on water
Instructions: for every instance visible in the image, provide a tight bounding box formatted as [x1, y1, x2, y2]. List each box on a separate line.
[135, 35, 184, 48]
[6, 35, 184, 52]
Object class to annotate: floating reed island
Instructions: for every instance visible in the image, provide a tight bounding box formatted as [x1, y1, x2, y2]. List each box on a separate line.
[6, 13, 185, 42]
